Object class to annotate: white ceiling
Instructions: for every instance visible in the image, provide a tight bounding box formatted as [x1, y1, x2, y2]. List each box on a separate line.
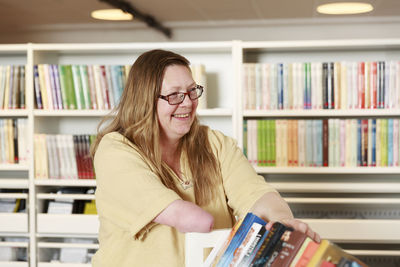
[0, 0, 399, 40]
[1, 0, 399, 26]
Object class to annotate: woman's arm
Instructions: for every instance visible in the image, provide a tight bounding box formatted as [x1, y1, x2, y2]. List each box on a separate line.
[249, 191, 321, 243]
[153, 199, 214, 233]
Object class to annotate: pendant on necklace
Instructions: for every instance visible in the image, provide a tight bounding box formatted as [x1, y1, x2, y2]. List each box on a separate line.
[180, 180, 193, 190]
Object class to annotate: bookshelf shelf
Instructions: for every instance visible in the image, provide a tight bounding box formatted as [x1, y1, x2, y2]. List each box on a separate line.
[36, 193, 95, 200]
[0, 179, 29, 189]
[33, 110, 112, 117]
[33, 108, 232, 117]
[0, 241, 28, 247]
[0, 193, 28, 199]
[254, 166, 400, 174]
[0, 262, 28, 267]
[243, 109, 400, 117]
[0, 165, 29, 171]
[37, 242, 99, 249]
[347, 249, 400, 256]
[304, 218, 400, 242]
[284, 197, 400, 204]
[37, 263, 90, 267]
[37, 214, 98, 235]
[34, 180, 96, 187]
[0, 213, 28, 232]
[270, 182, 400, 193]
[0, 110, 29, 117]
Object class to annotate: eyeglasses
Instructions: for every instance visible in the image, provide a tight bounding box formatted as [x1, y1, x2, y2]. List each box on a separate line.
[158, 85, 204, 105]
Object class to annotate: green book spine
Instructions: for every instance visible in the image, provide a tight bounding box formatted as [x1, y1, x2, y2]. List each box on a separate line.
[257, 120, 262, 166]
[58, 65, 70, 109]
[262, 120, 267, 166]
[64, 65, 77, 109]
[79, 65, 92, 109]
[71, 65, 85, 109]
[271, 120, 276, 166]
[266, 120, 271, 166]
[243, 120, 248, 158]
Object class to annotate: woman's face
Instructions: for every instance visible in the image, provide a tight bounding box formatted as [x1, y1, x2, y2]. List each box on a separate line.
[157, 64, 198, 143]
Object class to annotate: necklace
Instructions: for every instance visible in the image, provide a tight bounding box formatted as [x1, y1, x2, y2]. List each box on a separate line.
[180, 179, 193, 190]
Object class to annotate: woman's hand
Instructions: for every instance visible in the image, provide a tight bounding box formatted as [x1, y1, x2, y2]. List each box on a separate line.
[265, 218, 321, 243]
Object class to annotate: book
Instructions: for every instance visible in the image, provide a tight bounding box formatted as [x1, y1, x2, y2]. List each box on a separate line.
[251, 222, 293, 267]
[271, 230, 309, 267]
[208, 217, 245, 266]
[306, 240, 367, 267]
[237, 226, 268, 267]
[217, 213, 266, 267]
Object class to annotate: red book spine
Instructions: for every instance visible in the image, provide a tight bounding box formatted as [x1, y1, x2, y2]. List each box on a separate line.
[359, 62, 365, 109]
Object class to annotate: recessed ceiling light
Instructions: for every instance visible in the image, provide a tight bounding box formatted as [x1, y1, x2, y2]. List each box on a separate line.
[317, 2, 373, 15]
[91, 9, 133, 21]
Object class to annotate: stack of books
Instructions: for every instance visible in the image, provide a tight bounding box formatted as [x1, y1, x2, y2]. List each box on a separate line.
[205, 212, 367, 267]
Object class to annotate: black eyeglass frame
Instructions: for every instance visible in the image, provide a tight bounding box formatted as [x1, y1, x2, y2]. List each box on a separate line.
[158, 85, 204, 105]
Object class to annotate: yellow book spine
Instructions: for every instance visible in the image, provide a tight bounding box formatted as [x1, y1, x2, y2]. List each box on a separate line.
[306, 239, 330, 267]
[289, 237, 312, 267]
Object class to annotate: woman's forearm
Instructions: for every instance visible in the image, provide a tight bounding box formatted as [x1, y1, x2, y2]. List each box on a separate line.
[153, 199, 214, 233]
[249, 191, 294, 222]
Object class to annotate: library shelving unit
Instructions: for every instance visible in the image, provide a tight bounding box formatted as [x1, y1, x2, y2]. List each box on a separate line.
[0, 41, 236, 267]
[1, 40, 400, 266]
[0, 44, 30, 267]
[237, 39, 400, 265]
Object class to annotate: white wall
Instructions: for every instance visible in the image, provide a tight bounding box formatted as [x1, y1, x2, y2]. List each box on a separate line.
[1, 17, 400, 43]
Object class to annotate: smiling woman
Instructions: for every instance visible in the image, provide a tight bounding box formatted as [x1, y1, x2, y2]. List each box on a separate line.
[89, 49, 319, 267]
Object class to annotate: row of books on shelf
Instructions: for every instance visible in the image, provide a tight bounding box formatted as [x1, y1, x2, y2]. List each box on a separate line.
[242, 61, 400, 111]
[0, 189, 27, 213]
[244, 119, 400, 167]
[0, 118, 28, 165]
[34, 134, 95, 180]
[39, 238, 96, 264]
[205, 212, 366, 267]
[34, 64, 130, 110]
[0, 65, 26, 109]
[33, 63, 208, 111]
[45, 188, 96, 215]
[0, 237, 27, 262]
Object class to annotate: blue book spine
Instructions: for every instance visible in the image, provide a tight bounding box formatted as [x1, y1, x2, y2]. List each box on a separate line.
[357, 120, 362, 166]
[278, 63, 283, 109]
[118, 66, 125, 98]
[33, 65, 43, 109]
[388, 119, 394, 166]
[372, 119, 377, 166]
[217, 213, 266, 267]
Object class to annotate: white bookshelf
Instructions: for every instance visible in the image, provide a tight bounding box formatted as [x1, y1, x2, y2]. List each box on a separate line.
[0, 39, 399, 266]
[237, 38, 400, 266]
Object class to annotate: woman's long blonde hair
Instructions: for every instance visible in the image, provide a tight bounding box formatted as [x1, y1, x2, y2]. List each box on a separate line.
[91, 49, 221, 205]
